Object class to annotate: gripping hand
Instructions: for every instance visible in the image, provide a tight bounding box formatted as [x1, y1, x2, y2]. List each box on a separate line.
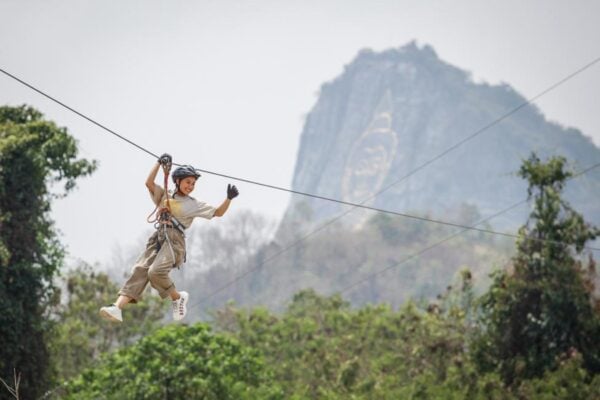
[158, 153, 172, 165]
[227, 184, 239, 200]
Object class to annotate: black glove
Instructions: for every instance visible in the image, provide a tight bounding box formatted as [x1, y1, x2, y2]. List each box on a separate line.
[227, 184, 239, 200]
[158, 153, 172, 165]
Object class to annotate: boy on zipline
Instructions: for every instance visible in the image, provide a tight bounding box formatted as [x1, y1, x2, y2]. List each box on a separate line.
[100, 154, 238, 322]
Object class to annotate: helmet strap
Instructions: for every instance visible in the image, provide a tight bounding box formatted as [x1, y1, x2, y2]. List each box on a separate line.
[174, 179, 185, 198]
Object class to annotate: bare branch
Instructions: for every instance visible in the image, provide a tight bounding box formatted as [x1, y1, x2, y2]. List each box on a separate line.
[0, 369, 21, 399]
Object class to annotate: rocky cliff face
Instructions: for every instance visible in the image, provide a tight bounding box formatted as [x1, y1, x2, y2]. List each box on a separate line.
[280, 42, 600, 234]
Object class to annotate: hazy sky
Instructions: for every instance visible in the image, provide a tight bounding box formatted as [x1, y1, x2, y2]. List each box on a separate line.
[1, 0, 599, 265]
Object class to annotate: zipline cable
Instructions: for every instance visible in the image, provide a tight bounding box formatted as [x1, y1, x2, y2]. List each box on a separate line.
[1, 61, 599, 245]
[0, 69, 526, 239]
[0, 68, 160, 160]
[0, 68, 543, 239]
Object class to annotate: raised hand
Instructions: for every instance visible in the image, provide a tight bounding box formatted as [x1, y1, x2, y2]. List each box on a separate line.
[227, 184, 239, 200]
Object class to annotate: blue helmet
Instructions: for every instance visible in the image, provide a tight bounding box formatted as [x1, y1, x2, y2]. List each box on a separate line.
[172, 165, 201, 183]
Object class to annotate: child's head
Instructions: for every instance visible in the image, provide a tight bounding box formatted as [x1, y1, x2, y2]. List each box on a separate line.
[172, 165, 201, 196]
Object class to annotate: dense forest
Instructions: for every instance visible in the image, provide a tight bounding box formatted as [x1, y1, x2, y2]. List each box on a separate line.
[1, 106, 600, 399]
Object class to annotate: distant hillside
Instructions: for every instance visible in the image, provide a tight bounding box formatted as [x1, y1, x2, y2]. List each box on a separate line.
[279, 42, 600, 234]
[185, 210, 513, 317]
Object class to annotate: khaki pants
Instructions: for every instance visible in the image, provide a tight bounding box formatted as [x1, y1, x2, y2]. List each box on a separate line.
[118, 228, 186, 303]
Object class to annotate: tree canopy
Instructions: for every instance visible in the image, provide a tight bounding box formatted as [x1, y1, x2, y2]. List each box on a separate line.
[63, 323, 283, 400]
[0, 105, 95, 398]
[50, 263, 166, 384]
[474, 153, 600, 384]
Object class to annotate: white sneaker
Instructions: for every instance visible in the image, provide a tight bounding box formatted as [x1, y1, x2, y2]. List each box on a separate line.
[172, 291, 189, 321]
[100, 304, 123, 322]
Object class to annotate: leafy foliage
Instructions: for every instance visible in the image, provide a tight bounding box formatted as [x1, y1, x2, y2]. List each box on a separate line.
[214, 286, 506, 399]
[473, 154, 600, 384]
[49, 263, 166, 384]
[64, 323, 283, 400]
[64, 277, 600, 398]
[0, 105, 95, 399]
[517, 353, 600, 400]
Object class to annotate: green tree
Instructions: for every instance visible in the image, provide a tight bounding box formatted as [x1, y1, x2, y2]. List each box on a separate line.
[64, 323, 282, 400]
[214, 286, 600, 399]
[0, 105, 95, 399]
[50, 263, 166, 384]
[214, 287, 495, 399]
[517, 352, 600, 400]
[473, 154, 600, 385]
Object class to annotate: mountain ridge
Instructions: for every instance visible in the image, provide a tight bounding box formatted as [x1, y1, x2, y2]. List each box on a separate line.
[279, 42, 600, 235]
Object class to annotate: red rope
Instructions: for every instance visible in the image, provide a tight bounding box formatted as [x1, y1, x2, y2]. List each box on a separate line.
[163, 163, 171, 212]
[146, 163, 172, 224]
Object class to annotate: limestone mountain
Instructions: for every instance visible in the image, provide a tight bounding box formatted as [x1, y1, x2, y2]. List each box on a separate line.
[279, 42, 600, 236]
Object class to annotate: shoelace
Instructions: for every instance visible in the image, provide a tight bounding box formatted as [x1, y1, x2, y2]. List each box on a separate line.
[172, 297, 185, 316]
[179, 299, 185, 316]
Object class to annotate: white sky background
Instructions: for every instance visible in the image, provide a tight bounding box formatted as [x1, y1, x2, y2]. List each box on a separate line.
[1, 0, 599, 265]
